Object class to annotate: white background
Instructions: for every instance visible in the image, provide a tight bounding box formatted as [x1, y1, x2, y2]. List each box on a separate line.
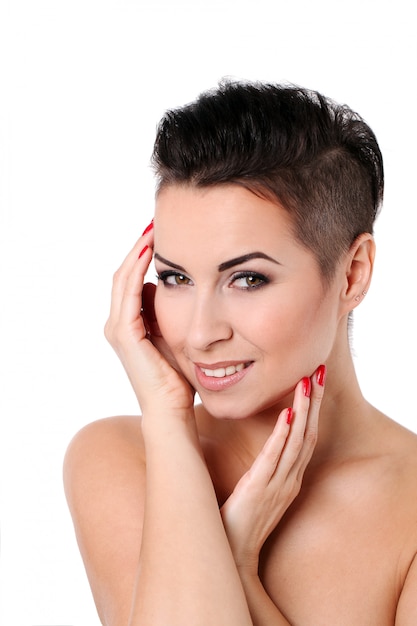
[0, 0, 416, 624]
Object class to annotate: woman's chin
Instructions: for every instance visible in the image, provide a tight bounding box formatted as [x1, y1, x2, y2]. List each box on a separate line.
[196, 392, 290, 422]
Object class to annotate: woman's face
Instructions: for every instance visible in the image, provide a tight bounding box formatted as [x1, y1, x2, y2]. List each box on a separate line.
[154, 184, 343, 420]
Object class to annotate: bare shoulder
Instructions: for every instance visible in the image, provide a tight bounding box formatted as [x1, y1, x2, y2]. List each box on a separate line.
[63, 416, 146, 625]
[64, 414, 144, 474]
[358, 411, 417, 520]
[355, 413, 417, 594]
[390, 421, 417, 623]
[64, 415, 145, 516]
[382, 413, 417, 479]
[387, 417, 417, 522]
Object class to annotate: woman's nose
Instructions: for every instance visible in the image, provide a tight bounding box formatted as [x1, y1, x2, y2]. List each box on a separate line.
[186, 294, 233, 351]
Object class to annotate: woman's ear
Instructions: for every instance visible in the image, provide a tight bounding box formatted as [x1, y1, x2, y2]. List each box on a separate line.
[340, 232, 375, 313]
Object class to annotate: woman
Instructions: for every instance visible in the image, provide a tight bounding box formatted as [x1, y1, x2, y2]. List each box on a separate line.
[64, 81, 417, 625]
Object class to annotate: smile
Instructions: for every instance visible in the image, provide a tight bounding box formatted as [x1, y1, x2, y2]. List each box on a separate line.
[200, 363, 246, 378]
[194, 361, 253, 391]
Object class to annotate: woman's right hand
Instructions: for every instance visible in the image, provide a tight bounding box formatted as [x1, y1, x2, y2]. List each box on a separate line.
[220, 368, 325, 577]
[104, 222, 195, 420]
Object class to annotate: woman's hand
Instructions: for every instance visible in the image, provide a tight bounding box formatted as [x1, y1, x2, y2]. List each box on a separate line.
[104, 223, 195, 419]
[220, 367, 326, 575]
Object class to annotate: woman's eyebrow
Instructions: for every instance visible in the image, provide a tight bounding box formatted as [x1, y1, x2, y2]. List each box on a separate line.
[154, 253, 187, 272]
[218, 252, 281, 272]
[154, 251, 281, 273]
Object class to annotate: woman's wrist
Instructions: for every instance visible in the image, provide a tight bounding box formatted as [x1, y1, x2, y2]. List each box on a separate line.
[237, 570, 292, 626]
[141, 406, 198, 439]
[235, 559, 261, 585]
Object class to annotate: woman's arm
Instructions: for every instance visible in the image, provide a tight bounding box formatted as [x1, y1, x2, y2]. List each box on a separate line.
[220, 369, 325, 625]
[102, 227, 252, 625]
[237, 573, 292, 626]
[130, 411, 252, 625]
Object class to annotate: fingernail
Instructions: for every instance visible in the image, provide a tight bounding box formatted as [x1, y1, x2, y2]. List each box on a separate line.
[286, 407, 293, 424]
[316, 364, 327, 386]
[139, 245, 149, 259]
[302, 377, 311, 397]
[141, 220, 154, 235]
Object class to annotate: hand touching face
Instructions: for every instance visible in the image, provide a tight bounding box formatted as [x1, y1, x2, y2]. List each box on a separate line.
[153, 184, 340, 421]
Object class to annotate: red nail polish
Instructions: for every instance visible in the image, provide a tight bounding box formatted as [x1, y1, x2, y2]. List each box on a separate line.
[316, 364, 327, 386]
[139, 245, 149, 259]
[141, 220, 154, 235]
[302, 377, 311, 397]
[286, 407, 293, 424]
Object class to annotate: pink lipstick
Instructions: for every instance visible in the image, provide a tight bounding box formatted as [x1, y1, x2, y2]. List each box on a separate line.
[194, 361, 253, 391]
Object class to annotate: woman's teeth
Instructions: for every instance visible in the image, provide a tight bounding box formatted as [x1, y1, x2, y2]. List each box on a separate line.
[200, 363, 245, 378]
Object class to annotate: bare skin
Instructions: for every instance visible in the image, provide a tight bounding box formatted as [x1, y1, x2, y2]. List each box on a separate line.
[64, 185, 417, 625]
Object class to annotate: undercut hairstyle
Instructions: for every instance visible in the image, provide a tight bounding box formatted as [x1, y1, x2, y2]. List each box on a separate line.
[152, 80, 384, 281]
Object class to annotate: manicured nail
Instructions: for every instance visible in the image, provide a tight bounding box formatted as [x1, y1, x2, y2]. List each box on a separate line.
[302, 377, 311, 397]
[141, 220, 154, 235]
[286, 407, 293, 424]
[316, 364, 327, 386]
[139, 245, 149, 259]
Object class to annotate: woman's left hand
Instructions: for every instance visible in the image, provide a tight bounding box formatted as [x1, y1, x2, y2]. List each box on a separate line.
[220, 367, 325, 575]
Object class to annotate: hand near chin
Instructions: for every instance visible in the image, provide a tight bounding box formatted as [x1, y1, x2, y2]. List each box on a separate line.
[220, 367, 326, 576]
[104, 225, 195, 420]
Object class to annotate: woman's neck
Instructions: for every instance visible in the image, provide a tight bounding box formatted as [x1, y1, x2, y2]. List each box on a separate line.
[217, 341, 372, 471]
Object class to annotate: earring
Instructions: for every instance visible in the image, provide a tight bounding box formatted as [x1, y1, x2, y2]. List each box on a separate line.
[355, 290, 367, 302]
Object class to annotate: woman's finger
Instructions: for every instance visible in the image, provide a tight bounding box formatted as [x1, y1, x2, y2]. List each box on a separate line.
[118, 244, 153, 330]
[293, 365, 326, 482]
[245, 407, 292, 488]
[271, 365, 325, 483]
[241, 367, 326, 490]
[107, 226, 154, 331]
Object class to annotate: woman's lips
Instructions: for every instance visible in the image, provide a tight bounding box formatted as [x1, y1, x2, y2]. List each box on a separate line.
[194, 361, 253, 391]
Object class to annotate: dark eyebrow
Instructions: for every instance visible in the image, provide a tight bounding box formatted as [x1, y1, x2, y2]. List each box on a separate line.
[154, 251, 281, 273]
[218, 252, 281, 272]
[154, 253, 187, 272]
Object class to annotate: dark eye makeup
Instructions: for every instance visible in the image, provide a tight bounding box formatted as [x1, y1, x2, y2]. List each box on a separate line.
[156, 270, 192, 286]
[230, 271, 270, 290]
[156, 269, 270, 290]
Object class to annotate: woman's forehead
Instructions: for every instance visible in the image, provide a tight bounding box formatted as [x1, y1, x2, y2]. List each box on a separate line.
[153, 184, 318, 273]
[155, 184, 293, 229]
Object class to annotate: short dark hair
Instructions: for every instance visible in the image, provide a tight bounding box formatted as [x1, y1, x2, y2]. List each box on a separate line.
[152, 80, 384, 280]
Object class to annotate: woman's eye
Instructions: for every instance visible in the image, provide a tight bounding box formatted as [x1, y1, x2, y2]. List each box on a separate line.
[157, 271, 192, 286]
[231, 272, 268, 289]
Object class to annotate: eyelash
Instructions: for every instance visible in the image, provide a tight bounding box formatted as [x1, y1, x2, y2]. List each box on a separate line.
[156, 270, 270, 290]
[156, 271, 192, 287]
[231, 271, 270, 290]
